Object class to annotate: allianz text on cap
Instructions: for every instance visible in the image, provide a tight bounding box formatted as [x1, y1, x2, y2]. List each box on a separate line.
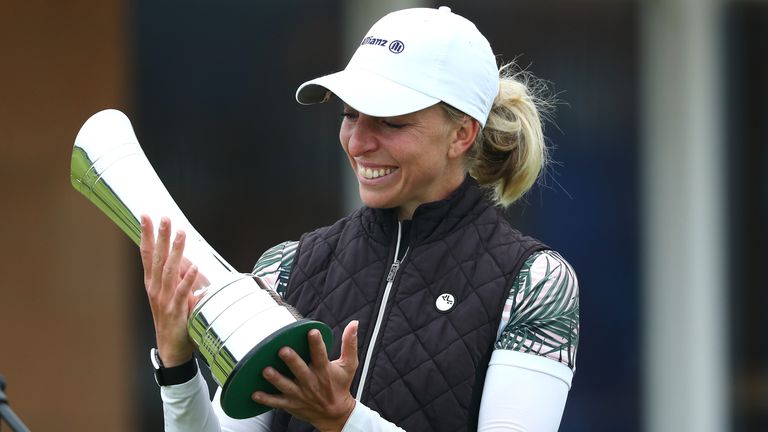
[295, 7, 499, 127]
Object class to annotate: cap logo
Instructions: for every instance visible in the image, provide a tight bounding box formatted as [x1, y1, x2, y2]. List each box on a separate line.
[360, 36, 405, 54]
[361, 36, 388, 47]
[388, 40, 405, 54]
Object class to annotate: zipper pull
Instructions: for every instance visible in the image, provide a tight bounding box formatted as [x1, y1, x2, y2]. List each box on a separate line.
[386, 261, 400, 282]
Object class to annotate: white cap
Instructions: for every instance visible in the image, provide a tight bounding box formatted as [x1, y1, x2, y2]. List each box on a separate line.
[295, 7, 499, 127]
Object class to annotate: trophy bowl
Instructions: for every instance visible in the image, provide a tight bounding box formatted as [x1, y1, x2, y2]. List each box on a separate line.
[70, 109, 332, 419]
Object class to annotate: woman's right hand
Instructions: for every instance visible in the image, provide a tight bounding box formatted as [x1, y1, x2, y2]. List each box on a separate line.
[140, 215, 201, 367]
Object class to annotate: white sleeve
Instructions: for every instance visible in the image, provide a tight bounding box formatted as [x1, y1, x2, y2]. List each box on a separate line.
[340, 400, 405, 432]
[340, 349, 572, 432]
[160, 366, 273, 432]
[478, 350, 573, 432]
[160, 369, 221, 432]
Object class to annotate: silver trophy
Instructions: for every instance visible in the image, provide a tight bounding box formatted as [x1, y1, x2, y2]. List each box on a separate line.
[70, 109, 332, 419]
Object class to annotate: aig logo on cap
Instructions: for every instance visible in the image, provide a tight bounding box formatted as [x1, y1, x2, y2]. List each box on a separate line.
[435, 293, 456, 313]
[388, 40, 405, 54]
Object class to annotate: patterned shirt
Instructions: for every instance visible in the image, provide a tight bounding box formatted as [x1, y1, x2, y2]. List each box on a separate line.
[253, 242, 579, 371]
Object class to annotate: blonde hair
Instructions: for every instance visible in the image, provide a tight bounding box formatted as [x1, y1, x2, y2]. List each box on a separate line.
[441, 63, 552, 207]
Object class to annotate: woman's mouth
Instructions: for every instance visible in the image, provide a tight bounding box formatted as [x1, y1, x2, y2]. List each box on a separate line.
[358, 165, 398, 179]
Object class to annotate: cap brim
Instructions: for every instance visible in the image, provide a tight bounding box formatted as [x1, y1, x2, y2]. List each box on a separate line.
[295, 68, 439, 117]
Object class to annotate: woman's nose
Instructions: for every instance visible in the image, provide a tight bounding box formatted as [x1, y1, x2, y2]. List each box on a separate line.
[346, 116, 379, 157]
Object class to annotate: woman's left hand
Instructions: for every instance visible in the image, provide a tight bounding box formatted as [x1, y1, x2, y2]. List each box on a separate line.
[253, 320, 359, 432]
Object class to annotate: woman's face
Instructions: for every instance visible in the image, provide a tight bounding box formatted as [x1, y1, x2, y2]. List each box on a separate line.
[339, 103, 471, 219]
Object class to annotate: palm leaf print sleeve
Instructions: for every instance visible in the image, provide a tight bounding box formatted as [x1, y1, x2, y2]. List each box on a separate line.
[251, 241, 298, 299]
[495, 250, 580, 370]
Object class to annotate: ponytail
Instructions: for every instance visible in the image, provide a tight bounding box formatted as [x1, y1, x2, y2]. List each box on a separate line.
[442, 63, 552, 206]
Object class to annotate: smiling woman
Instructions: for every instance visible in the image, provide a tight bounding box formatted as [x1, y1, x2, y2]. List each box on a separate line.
[339, 104, 475, 220]
[144, 6, 578, 432]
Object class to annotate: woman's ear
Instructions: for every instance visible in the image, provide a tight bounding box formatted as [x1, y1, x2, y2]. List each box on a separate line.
[447, 116, 479, 159]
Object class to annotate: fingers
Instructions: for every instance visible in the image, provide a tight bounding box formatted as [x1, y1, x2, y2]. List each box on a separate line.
[262, 366, 300, 399]
[139, 215, 155, 288]
[162, 229, 186, 297]
[279, 347, 314, 385]
[255, 325, 360, 427]
[176, 263, 199, 310]
[252, 389, 290, 410]
[145, 217, 193, 307]
[339, 320, 359, 370]
[140, 216, 197, 367]
[179, 256, 193, 276]
[279, 328, 334, 386]
[188, 280, 207, 311]
[308, 329, 330, 369]
[150, 217, 172, 297]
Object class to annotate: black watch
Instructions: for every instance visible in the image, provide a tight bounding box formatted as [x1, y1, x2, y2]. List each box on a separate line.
[150, 348, 198, 386]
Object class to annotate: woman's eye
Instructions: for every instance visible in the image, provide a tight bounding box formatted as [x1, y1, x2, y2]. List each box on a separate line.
[341, 112, 358, 120]
[383, 120, 406, 129]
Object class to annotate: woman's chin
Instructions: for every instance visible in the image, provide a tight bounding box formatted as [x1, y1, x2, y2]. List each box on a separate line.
[358, 189, 397, 210]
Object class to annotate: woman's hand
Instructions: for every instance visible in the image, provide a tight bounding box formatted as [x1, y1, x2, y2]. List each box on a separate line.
[253, 320, 360, 432]
[140, 215, 201, 367]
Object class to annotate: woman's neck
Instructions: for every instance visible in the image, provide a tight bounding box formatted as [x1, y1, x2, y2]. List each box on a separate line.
[396, 171, 468, 220]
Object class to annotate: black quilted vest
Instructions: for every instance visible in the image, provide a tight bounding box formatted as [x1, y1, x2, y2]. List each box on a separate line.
[272, 177, 545, 431]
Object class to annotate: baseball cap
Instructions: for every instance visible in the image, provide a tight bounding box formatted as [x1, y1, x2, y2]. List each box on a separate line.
[295, 6, 499, 127]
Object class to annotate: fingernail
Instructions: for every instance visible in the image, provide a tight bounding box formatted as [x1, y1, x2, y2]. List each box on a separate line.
[252, 392, 263, 402]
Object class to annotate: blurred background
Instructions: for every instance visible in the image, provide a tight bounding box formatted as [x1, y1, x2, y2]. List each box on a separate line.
[0, 0, 765, 430]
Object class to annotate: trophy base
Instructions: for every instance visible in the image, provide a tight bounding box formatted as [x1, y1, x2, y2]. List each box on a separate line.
[219, 319, 333, 419]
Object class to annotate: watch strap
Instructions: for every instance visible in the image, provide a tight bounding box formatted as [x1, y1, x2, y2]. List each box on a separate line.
[150, 348, 198, 386]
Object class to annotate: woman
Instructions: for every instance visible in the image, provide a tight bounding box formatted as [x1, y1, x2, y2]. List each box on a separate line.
[141, 7, 579, 432]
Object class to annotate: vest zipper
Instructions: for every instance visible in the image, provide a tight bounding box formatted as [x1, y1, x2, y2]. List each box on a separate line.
[356, 221, 408, 400]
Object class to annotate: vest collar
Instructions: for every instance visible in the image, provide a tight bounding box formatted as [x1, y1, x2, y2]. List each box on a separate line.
[361, 175, 491, 245]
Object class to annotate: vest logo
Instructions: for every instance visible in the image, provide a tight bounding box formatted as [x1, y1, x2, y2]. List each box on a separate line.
[388, 40, 405, 54]
[435, 293, 456, 313]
